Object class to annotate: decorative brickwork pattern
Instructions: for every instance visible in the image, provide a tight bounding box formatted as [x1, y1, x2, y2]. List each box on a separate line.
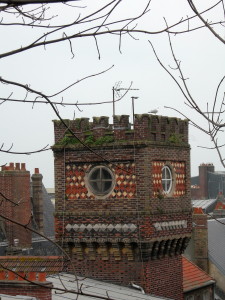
[152, 161, 186, 197]
[65, 162, 136, 200]
[53, 114, 192, 300]
[66, 222, 137, 233]
[0, 270, 52, 300]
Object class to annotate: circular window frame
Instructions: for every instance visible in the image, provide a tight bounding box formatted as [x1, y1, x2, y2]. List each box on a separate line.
[161, 164, 175, 196]
[86, 165, 115, 198]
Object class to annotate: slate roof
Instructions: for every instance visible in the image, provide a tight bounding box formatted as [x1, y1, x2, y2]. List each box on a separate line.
[48, 273, 172, 300]
[208, 218, 225, 276]
[31, 183, 55, 238]
[182, 256, 215, 292]
[192, 199, 217, 213]
[0, 256, 66, 274]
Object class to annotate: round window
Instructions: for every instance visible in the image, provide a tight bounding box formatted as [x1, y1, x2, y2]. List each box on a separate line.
[88, 166, 114, 196]
[162, 166, 173, 194]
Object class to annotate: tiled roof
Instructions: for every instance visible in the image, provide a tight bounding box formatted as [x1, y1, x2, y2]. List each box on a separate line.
[31, 183, 55, 238]
[0, 256, 67, 274]
[182, 256, 215, 292]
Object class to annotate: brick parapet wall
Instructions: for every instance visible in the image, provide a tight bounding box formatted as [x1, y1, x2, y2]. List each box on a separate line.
[53, 114, 188, 145]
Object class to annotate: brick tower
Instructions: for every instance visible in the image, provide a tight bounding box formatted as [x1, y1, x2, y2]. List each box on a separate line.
[53, 114, 192, 300]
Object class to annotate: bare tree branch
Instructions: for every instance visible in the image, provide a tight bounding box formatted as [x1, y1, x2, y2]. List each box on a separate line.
[188, 0, 225, 44]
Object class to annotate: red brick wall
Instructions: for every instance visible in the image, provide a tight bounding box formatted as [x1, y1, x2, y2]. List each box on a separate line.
[0, 283, 52, 300]
[69, 252, 183, 300]
[198, 164, 215, 199]
[145, 255, 183, 300]
[65, 162, 135, 200]
[0, 163, 32, 247]
[192, 211, 208, 272]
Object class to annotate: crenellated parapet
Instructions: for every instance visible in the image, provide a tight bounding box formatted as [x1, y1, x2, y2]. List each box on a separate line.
[53, 113, 188, 147]
[134, 114, 188, 143]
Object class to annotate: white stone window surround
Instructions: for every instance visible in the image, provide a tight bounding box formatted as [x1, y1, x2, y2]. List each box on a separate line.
[86, 165, 115, 198]
[162, 165, 172, 194]
[161, 163, 176, 197]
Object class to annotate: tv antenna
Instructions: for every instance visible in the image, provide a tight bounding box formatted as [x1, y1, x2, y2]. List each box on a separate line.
[112, 82, 139, 116]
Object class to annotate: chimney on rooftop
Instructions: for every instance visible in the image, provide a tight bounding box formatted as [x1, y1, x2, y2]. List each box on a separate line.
[199, 164, 215, 199]
[31, 168, 44, 234]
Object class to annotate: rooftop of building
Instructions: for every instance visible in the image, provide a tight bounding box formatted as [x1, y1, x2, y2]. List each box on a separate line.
[48, 273, 172, 300]
[192, 199, 217, 213]
[0, 256, 66, 274]
[182, 256, 215, 292]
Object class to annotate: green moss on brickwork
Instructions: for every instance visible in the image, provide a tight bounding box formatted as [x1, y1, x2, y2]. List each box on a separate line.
[84, 134, 114, 145]
[168, 133, 184, 145]
[94, 136, 114, 145]
[57, 135, 80, 146]
[55, 134, 114, 147]
[84, 135, 95, 144]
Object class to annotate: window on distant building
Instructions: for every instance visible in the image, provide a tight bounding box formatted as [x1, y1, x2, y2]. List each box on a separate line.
[88, 166, 114, 196]
[162, 165, 173, 194]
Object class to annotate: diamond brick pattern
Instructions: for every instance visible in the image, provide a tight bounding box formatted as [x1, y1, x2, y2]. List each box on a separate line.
[65, 162, 136, 200]
[65, 223, 137, 233]
[152, 161, 186, 197]
[153, 220, 187, 231]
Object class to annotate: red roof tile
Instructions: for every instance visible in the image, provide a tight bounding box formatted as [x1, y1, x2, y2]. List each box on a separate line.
[215, 201, 225, 210]
[193, 207, 204, 214]
[0, 256, 67, 274]
[182, 256, 214, 292]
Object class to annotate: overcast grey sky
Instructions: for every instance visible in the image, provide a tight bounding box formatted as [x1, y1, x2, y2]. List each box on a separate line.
[0, 0, 224, 187]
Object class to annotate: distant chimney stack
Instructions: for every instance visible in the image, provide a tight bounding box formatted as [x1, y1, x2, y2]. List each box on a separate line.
[31, 169, 44, 234]
[0, 163, 32, 250]
[192, 208, 208, 272]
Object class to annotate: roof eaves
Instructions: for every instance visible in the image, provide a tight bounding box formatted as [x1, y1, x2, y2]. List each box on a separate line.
[183, 280, 215, 293]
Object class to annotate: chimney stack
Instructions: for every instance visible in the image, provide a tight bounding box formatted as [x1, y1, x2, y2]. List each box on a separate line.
[31, 169, 44, 234]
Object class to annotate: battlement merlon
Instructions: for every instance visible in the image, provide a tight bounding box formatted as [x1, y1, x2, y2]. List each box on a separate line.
[52, 114, 189, 147]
